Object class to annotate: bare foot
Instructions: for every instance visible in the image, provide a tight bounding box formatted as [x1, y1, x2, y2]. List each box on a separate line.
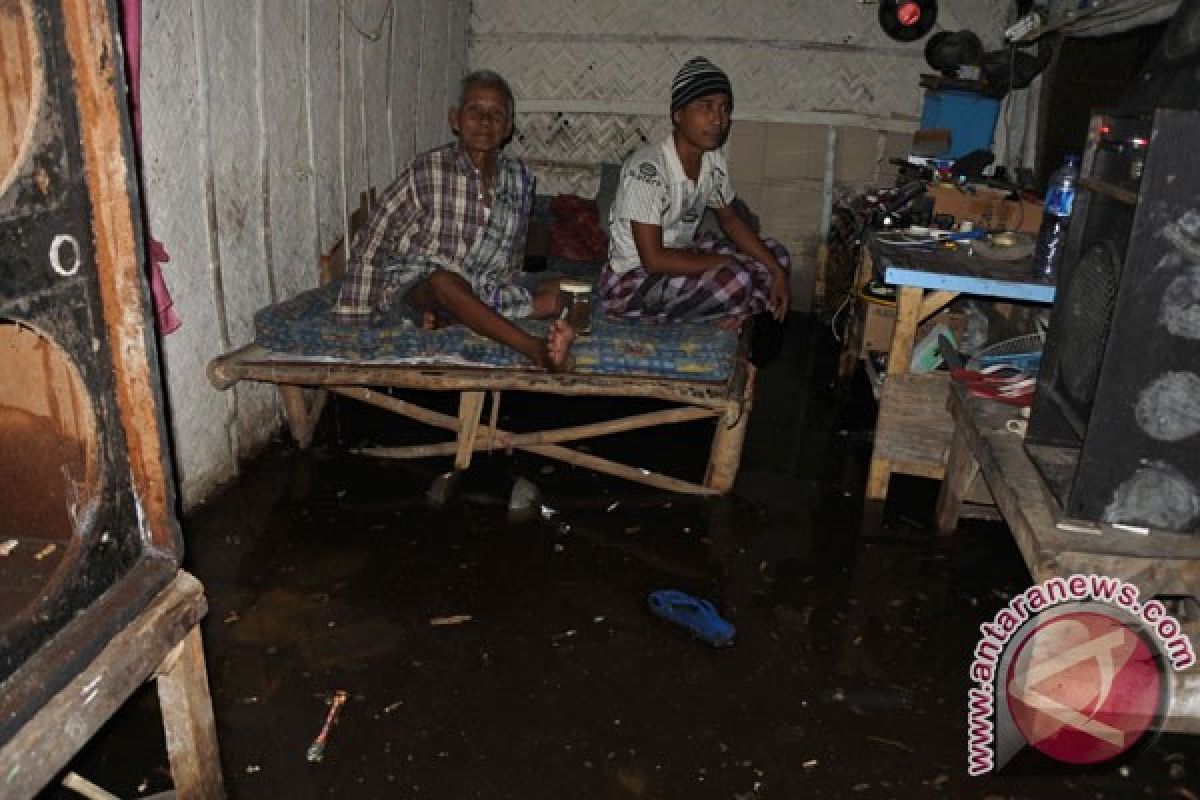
[545, 319, 576, 372]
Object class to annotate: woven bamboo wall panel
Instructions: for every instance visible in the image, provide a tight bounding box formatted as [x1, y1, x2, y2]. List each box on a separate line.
[514, 113, 671, 195]
[471, 0, 1009, 193]
[479, 41, 924, 117]
[471, 0, 1005, 43]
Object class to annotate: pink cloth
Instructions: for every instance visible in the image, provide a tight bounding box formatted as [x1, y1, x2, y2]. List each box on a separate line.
[122, 0, 180, 334]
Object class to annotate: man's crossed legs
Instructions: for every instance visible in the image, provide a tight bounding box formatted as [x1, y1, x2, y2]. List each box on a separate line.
[403, 270, 575, 372]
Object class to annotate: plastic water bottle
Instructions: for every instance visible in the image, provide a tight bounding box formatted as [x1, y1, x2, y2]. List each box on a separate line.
[1034, 155, 1080, 280]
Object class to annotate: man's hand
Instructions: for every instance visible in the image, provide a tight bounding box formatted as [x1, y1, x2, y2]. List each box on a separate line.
[769, 267, 791, 321]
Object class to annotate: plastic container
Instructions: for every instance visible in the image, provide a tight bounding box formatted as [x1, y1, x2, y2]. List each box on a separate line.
[1033, 155, 1080, 281]
[919, 90, 1002, 158]
[960, 300, 988, 355]
[911, 323, 956, 374]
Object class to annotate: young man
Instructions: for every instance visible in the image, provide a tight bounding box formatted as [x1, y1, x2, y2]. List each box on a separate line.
[334, 70, 574, 371]
[600, 57, 790, 326]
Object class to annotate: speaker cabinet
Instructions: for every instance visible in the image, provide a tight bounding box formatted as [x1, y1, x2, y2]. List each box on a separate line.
[0, 0, 181, 745]
[1026, 109, 1200, 533]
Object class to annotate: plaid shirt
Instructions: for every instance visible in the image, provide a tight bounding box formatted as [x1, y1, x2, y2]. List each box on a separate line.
[334, 143, 534, 319]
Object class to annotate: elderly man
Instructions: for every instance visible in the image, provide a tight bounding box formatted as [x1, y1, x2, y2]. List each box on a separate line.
[335, 69, 573, 371]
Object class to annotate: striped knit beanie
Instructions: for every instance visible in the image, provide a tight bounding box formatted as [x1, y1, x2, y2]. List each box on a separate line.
[670, 57, 733, 114]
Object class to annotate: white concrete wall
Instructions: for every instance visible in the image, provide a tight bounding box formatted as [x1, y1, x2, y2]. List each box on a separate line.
[141, 0, 469, 508]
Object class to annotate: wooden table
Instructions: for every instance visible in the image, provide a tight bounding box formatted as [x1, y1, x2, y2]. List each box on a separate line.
[864, 236, 1055, 501]
[0, 572, 225, 798]
[936, 383, 1200, 732]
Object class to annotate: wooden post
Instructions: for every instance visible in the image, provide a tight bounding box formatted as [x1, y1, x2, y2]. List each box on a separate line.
[156, 626, 226, 799]
[705, 368, 754, 493]
[278, 386, 326, 449]
[865, 457, 891, 501]
[837, 247, 875, 380]
[486, 391, 502, 451]
[865, 285, 925, 500]
[885, 285, 923, 376]
[935, 425, 979, 534]
[454, 391, 486, 470]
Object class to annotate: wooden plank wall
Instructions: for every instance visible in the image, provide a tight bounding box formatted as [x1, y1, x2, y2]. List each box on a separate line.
[140, 0, 469, 507]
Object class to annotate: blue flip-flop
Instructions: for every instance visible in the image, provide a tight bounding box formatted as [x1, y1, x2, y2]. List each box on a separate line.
[647, 589, 736, 647]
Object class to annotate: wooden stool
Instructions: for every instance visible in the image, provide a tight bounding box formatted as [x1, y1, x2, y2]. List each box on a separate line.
[0, 572, 225, 799]
[935, 383, 1200, 732]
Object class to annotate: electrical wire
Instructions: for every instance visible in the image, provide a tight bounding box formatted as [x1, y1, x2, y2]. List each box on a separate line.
[857, 283, 897, 307]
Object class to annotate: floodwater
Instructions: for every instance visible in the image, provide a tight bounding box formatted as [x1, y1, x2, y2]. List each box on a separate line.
[37, 318, 1199, 798]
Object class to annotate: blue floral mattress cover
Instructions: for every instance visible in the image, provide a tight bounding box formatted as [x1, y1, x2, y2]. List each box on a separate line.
[253, 282, 740, 383]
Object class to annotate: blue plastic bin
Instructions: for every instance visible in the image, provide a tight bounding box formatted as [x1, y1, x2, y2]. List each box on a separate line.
[919, 89, 1001, 159]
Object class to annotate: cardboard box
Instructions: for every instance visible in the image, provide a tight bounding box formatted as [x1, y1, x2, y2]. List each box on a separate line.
[858, 300, 965, 360]
[929, 184, 1042, 234]
[860, 301, 897, 356]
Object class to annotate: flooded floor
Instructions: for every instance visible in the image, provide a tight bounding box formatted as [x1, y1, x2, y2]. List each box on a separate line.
[39, 317, 1199, 798]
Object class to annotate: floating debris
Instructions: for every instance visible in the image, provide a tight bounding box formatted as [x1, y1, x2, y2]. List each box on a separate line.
[306, 690, 348, 763]
[0, 540, 16, 557]
[34, 543, 56, 560]
[426, 471, 459, 509]
[866, 735, 913, 753]
[508, 477, 542, 523]
[429, 614, 472, 626]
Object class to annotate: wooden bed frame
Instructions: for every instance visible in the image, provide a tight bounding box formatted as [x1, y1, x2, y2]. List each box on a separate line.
[207, 189, 756, 495]
[207, 347, 754, 495]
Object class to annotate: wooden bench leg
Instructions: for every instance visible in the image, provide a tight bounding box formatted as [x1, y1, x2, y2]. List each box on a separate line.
[705, 372, 754, 493]
[278, 386, 327, 449]
[455, 391, 486, 471]
[156, 626, 225, 799]
[935, 425, 979, 534]
[865, 457, 890, 501]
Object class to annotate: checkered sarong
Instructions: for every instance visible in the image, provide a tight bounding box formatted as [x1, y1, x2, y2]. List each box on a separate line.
[598, 234, 790, 322]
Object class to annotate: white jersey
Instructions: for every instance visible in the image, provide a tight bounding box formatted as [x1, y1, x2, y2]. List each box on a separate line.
[606, 137, 735, 275]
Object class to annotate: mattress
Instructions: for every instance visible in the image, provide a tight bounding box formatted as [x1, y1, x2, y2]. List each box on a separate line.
[253, 282, 740, 382]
